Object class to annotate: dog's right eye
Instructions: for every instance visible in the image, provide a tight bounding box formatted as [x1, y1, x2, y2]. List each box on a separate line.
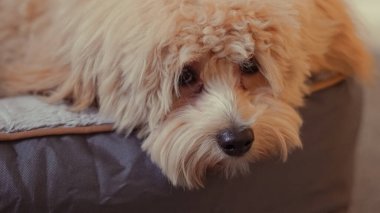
[179, 65, 198, 87]
[240, 58, 260, 75]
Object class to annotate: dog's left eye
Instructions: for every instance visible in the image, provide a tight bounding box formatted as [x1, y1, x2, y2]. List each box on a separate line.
[240, 58, 260, 75]
[179, 65, 198, 87]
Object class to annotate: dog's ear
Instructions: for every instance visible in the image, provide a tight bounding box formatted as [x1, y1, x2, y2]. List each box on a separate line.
[299, 0, 374, 83]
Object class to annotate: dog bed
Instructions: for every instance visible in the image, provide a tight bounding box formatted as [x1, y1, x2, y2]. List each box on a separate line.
[0, 96, 113, 141]
[0, 76, 361, 213]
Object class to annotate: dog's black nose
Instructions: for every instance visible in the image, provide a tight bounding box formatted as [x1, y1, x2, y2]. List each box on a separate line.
[216, 127, 254, 157]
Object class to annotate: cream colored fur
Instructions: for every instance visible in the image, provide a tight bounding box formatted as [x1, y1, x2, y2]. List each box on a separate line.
[0, 0, 373, 188]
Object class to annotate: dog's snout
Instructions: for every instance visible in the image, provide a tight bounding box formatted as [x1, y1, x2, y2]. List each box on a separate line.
[216, 127, 254, 157]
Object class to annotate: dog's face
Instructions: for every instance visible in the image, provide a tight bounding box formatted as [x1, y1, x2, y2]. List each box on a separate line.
[135, 1, 309, 188]
[95, 0, 309, 188]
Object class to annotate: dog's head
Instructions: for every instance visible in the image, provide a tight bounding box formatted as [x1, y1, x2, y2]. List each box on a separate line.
[94, 0, 309, 188]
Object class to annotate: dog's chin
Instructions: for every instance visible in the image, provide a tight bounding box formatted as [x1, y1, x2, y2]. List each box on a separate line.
[141, 93, 302, 189]
[141, 123, 251, 189]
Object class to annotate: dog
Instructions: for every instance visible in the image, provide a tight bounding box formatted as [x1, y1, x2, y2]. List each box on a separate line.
[0, 0, 373, 189]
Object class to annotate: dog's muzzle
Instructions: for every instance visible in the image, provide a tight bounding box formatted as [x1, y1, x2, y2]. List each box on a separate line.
[216, 127, 254, 157]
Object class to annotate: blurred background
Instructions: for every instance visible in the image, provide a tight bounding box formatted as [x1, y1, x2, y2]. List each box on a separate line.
[348, 0, 380, 212]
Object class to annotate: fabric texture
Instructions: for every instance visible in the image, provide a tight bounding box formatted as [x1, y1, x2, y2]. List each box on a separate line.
[0, 96, 112, 134]
[0, 79, 363, 213]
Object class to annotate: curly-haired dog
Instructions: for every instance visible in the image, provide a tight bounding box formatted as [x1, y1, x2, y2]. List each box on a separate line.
[0, 0, 373, 188]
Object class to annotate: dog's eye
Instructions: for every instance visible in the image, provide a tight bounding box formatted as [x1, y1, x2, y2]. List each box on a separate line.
[179, 65, 198, 86]
[240, 58, 260, 75]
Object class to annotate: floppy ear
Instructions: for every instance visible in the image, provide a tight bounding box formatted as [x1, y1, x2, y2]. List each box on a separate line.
[299, 0, 374, 82]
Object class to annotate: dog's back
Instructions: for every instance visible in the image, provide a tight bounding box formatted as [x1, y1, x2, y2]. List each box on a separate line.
[296, 0, 373, 82]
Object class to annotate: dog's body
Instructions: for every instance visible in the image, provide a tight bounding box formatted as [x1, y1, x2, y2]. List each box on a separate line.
[0, 0, 372, 188]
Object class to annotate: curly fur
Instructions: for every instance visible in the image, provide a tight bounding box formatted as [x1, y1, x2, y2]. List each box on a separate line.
[0, 0, 373, 188]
